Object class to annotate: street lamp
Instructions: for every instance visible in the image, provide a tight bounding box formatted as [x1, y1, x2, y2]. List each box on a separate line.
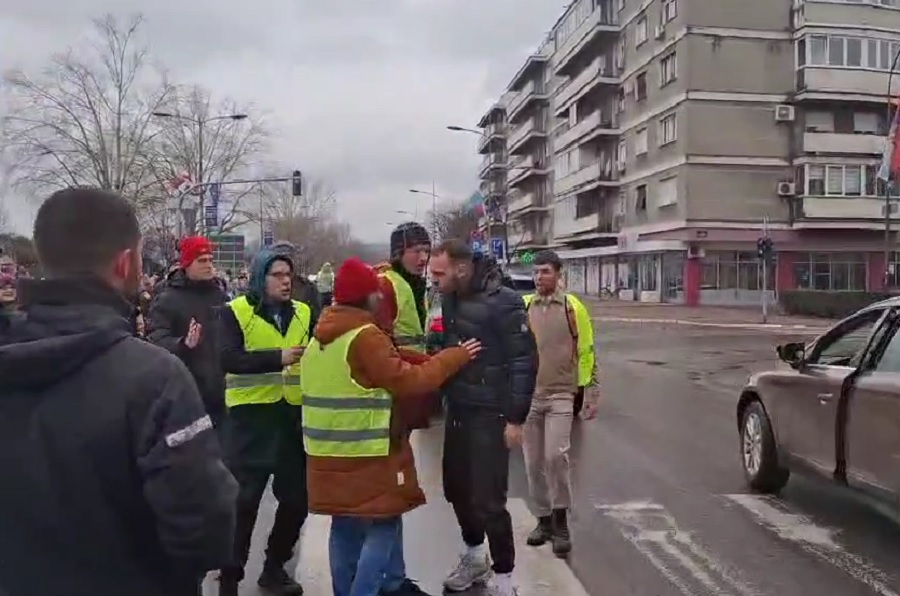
[409, 185, 440, 240]
[446, 125, 482, 135]
[151, 111, 248, 235]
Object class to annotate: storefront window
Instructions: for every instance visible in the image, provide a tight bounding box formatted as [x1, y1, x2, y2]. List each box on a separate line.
[793, 252, 866, 291]
[639, 254, 658, 291]
[702, 251, 774, 290]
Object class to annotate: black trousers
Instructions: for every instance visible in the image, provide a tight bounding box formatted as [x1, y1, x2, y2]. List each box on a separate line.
[221, 401, 308, 581]
[442, 409, 515, 574]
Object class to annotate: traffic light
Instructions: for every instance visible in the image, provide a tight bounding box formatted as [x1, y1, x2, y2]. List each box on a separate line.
[757, 237, 774, 261]
[291, 170, 303, 196]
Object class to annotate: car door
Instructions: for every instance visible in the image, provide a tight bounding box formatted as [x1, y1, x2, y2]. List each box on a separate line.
[777, 309, 886, 474]
[845, 312, 900, 500]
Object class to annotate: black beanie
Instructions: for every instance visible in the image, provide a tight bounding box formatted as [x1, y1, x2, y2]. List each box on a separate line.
[390, 222, 431, 259]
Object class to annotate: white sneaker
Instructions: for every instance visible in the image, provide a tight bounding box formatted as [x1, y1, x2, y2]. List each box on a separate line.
[442, 551, 492, 592]
[485, 574, 519, 596]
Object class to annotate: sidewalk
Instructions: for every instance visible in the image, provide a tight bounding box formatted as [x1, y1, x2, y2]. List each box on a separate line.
[578, 296, 835, 330]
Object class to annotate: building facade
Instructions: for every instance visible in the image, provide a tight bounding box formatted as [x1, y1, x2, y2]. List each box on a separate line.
[477, 0, 898, 304]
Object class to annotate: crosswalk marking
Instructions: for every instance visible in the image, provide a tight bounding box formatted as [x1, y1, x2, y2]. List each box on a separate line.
[724, 493, 900, 596]
[596, 500, 758, 596]
[294, 498, 589, 595]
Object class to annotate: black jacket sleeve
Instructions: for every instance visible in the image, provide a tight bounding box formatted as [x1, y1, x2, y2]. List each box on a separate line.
[495, 289, 537, 425]
[295, 277, 321, 333]
[146, 291, 186, 357]
[131, 357, 238, 576]
[219, 306, 284, 374]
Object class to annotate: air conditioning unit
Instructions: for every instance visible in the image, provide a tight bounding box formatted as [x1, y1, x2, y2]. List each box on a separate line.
[777, 181, 796, 196]
[655, 25, 665, 39]
[774, 104, 795, 122]
[687, 245, 705, 259]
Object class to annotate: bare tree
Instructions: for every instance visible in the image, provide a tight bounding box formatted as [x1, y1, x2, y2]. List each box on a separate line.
[430, 201, 479, 241]
[1, 15, 173, 206]
[145, 85, 268, 233]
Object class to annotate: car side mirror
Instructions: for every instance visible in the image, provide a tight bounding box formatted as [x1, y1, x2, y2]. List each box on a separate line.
[776, 342, 805, 369]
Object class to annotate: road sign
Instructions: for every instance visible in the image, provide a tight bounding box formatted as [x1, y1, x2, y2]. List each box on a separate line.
[203, 204, 218, 229]
[262, 231, 274, 247]
[471, 240, 483, 254]
[490, 238, 504, 259]
[521, 251, 534, 265]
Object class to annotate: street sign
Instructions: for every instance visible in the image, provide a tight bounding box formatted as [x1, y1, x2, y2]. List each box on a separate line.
[521, 251, 534, 265]
[208, 182, 221, 208]
[471, 240, 484, 254]
[203, 204, 218, 229]
[262, 231, 274, 247]
[490, 238, 504, 259]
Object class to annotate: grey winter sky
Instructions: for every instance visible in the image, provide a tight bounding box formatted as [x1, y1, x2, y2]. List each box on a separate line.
[0, 0, 564, 241]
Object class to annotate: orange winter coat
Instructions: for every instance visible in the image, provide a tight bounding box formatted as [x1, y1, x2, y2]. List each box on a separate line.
[306, 304, 469, 518]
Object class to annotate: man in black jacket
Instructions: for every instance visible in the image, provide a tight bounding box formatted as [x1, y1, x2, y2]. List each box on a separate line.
[0, 187, 237, 596]
[147, 235, 229, 428]
[429, 239, 537, 596]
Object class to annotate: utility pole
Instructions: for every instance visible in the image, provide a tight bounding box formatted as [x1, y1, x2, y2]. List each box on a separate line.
[196, 119, 205, 235]
[885, 182, 893, 288]
[757, 216, 773, 323]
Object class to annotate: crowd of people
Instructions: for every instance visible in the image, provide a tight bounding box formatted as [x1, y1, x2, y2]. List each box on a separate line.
[0, 186, 598, 596]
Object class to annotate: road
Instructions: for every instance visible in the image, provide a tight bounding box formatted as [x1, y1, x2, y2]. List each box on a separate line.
[205, 320, 900, 596]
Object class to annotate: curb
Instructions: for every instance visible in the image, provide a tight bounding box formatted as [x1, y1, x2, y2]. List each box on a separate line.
[592, 316, 828, 332]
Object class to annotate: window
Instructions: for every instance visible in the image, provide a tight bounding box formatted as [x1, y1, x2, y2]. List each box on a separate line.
[846, 38, 863, 67]
[829, 36, 846, 65]
[808, 34, 900, 70]
[635, 184, 648, 210]
[805, 110, 834, 132]
[854, 112, 880, 133]
[810, 311, 883, 366]
[616, 139, 627, 167]
[659, 113, 676, 145]
[635, 15, 648, 46]
[660, 52, 677, 85]
[793, 252, 867, 291]
[803, 164, 879, 197]
[616, 87, 626, 113]
[655, 176, 677, 206]
[635, 72, 648, 100]
[616, 38, 626, 70]
[635, 128, 648, 155]
[700, 251, 774, 291]
[810, 35, 827, 65]
[662, 0, 677, 22]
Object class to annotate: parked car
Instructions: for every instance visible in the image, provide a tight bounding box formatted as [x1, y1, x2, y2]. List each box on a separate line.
[737, 297, 900, 505]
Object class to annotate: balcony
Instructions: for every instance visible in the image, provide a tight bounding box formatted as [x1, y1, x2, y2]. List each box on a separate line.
[508, 191, 551, 215]
[555, 162, 617, 195]
[554, 57, 618, 115]
[511, 226, 550, 247]
[477, 122, 506, 154]
[555, 110, 619, 150]
[508, 155, 551, 187]
[803, 132, 884, 155]
[798, 67, 900, 98]
[797, 197, 889, 221]
[507, 79, 551, 123]
[508, 117, 549, 154]
[479, 153, 506, 178]
[553, 8, 619, 75]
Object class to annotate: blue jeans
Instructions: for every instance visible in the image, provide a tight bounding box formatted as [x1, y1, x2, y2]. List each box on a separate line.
[329, 515, 404, 596]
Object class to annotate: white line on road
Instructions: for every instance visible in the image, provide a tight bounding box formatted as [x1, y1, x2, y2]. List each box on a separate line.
[724, 493, 900, 596]
[294, 498, 589, 596]
[593, 316, 827, 333]
[596, 500, 758, 596]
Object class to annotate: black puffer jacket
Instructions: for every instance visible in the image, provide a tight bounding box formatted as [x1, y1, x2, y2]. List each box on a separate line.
[146, 269, 228, 422]
[440, 254, 537, 424]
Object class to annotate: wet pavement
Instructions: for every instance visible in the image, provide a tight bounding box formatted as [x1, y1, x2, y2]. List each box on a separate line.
[206, 320, 900, 596]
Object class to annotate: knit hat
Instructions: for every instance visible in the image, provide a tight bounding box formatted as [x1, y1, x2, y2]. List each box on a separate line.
[179, 236, 214, 268]
[334, 257, 380, 305]
[390, 222, 430, 259]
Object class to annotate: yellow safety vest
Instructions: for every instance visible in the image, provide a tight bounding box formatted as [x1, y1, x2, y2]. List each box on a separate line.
[381, 269, 426, 353]
[299, 324, 392, 457]
[225, 295, 311, 407]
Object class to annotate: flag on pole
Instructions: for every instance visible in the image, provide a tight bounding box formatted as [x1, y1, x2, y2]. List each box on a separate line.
[465, 191, 485, 216]
[878, 96, 900, 181]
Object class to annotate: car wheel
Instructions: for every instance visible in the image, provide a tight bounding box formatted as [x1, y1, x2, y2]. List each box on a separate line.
[740, 400, 789, 494]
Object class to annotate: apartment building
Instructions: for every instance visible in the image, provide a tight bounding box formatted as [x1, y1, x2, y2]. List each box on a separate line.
[476, 99, 508, 244]
[478, 0, 898, 305]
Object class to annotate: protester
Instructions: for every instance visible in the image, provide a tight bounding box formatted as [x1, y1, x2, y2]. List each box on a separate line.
[272, 240, 322, 325]
[146, 236, 229, 429]
[0, 187, 237, 596]
[0, 273, 16, 313]
[521, 250, 598, 557]
[430, 239, 537, 596]
[316, 261, 334, 306]
[300, 257, 481, 596]
[218, 249, 313, 596]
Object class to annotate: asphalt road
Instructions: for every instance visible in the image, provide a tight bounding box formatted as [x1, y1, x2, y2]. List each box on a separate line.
[206, 321, 900, 596]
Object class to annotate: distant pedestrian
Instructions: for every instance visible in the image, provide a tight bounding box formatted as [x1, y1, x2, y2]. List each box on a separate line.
[0, 187, 237, 596]
[316, 261, 334, 306]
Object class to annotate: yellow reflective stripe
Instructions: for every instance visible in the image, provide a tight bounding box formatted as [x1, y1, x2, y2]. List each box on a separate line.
[225, 372, 301, 388]
[303, 396, 390, 409]
[302, 427, 390, 442]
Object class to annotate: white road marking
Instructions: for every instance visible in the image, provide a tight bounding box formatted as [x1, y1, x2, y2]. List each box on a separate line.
[596, 500, 758, 596]
[724, 493, 900, 596]
[295, 498, 589, 595]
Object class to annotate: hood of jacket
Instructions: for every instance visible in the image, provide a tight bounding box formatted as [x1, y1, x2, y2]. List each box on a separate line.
[0, 278, 135, 390]
[248, 249, 293, 303]
[466, 252, 503, 294]
[313, 304, 376, 347]
[165, 267, 224, 297]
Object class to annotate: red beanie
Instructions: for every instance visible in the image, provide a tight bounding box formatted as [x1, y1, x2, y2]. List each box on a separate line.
[334, 257, 380, 305]
[179, 236, 214, 268]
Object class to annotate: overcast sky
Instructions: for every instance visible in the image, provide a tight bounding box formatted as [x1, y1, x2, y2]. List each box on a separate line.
[0, 0, 564, 241]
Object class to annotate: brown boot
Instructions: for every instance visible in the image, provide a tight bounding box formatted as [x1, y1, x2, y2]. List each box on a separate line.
[526, 515, 552, 546]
